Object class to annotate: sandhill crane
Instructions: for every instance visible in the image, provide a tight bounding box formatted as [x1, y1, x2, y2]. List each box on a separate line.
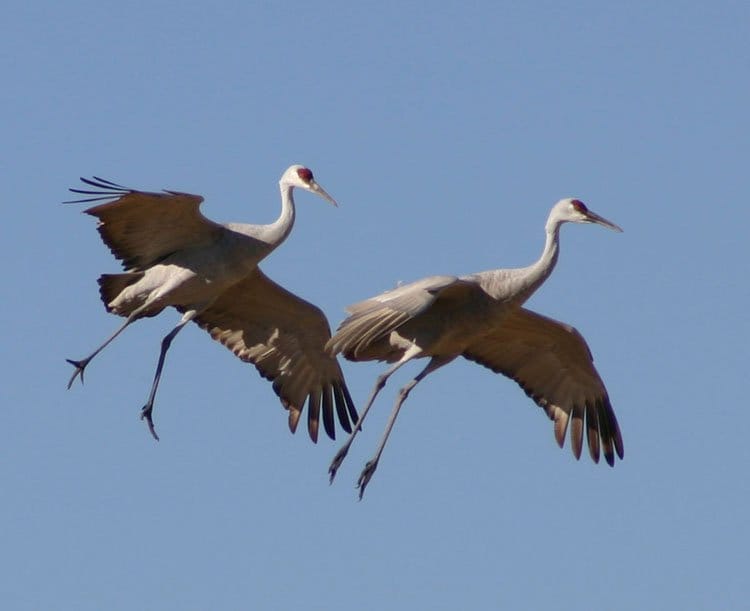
[327, 198, 624, 498]
[65, 166, 358, 442]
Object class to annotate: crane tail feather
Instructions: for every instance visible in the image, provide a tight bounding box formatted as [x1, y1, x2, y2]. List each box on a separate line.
[97, 273, 144, 315]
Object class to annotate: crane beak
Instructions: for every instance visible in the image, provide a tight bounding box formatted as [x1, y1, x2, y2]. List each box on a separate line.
[308, 181, 338, 207]
[585, 209, 622, 232]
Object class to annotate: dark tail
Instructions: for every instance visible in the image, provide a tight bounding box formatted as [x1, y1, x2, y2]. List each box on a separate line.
[98, 273, 144, 315]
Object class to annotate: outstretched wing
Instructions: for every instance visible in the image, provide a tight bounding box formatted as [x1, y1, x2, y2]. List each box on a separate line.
[462, 307, 624, 466]
[193, 268, 358, 442]
[66, 177, 223, 271]
[327, 275, 482, 359]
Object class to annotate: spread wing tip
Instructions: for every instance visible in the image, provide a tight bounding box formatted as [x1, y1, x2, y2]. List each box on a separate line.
[277, 380, 358, 443]
[549, 401, 623, 466]
[64, 176, 132, 204]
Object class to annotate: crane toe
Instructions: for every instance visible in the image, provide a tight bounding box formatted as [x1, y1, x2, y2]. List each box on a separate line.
[356, 459, 379, 500]
[140, 404, 161, 441]
[65, 358, 89, 389]
[328, 443, 351, 484]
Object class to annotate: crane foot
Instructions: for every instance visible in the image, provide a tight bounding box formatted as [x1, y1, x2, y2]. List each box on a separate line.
[65, 358, 89, 389]
[356, 459, 379, 500]
[328, 444, 350, 484]
[140, 404, 160, 441]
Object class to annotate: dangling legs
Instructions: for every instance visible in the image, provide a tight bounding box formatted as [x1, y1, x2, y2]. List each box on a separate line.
[66, 314, 138, 389]
[357, 355, 453, 500]
[140, 310, 197, 441]
[329, 346, 422, 483]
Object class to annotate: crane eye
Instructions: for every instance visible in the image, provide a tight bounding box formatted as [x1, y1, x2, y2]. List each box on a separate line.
[571, 199, 588, 213]
[296, 168, 314, 183]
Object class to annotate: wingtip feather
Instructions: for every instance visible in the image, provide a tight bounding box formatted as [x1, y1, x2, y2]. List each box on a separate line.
[585, 400, 601, 464]
[553, 408, 569, 448]
[570, 404, 584, 460]
[288, 407, 301, 435]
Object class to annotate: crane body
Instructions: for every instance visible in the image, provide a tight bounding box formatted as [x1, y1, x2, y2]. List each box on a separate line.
[102, 228, 274, 318]
[65, 167, 358, 443]
[327, 198, 624, 498]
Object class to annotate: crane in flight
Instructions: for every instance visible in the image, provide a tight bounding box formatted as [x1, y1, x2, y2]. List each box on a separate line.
[65, 166, 358, 442]
[327, 198, 624, 498]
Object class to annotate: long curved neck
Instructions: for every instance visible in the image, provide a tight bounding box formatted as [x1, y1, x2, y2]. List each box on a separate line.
[473, 217, 564, 305]
[524, 218, 562, 295]
[264, 182, 296, 246]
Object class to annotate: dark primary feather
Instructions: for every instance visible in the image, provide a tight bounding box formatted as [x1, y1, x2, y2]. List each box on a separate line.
[192, 268, 358, 442]
[67, 177, 221, 271]
[462, 307, 624, 465]
[64, 176, 133, 203]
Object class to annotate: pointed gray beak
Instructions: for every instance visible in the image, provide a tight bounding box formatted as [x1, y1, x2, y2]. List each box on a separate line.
[309, 180, 338, 207]
[586, 209, 622, 232]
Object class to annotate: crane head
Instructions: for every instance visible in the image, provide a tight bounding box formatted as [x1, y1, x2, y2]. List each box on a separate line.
[280, 165, 338, 206]
[550, 198, 622, 232]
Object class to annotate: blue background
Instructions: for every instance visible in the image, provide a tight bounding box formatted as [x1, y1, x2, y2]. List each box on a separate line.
[2, 2, 747, 608]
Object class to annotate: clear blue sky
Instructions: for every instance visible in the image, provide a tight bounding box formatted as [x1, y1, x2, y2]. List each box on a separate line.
[2, 1, 747, 609]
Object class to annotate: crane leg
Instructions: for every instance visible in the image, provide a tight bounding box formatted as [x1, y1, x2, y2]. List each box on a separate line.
[140, 311, 196, 441]
[65, 315, 137, 389]
[328, 347, 421, 484]
[357, 356, 452, 500]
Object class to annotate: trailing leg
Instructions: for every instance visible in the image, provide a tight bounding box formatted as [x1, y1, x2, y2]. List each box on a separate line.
[66, 315, 137, 388]
[329, 347, 421, 483]
[140, 311, 196, 441]
[357, 356, 453, 499]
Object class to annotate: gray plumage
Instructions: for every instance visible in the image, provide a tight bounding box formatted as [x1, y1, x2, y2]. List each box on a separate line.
[65, 167, 357, 442]
[327, 198, 624, 498]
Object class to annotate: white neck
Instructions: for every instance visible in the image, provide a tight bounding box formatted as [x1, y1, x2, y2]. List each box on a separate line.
[481, 215, 563, 305]
[524, 219, 562, 293]
[264, 182, 296, 246]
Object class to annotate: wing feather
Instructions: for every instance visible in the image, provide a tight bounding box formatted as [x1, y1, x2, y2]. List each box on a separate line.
[193, 268, 357, 441]
[570, 403, 585, 460]
[321, 386, 335, 441]
[328, 276, 483, 359]
[463, 307, 623, 465]
[66, 177, 223, 271]
[307, 390, 322, 443]
[585, 400, 601, 463]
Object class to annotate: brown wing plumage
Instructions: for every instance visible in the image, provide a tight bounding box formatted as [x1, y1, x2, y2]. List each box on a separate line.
[67, 177, 223, 271]
[192, 268, 358, 442]
[462, 307, 623, 466]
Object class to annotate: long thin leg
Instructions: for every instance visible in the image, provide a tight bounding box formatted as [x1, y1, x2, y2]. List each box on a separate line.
[66, 314, 137, 389]
[328, 346, 422, 484]
[140, 311, 196, 441]
[357, 356, 452, 500]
